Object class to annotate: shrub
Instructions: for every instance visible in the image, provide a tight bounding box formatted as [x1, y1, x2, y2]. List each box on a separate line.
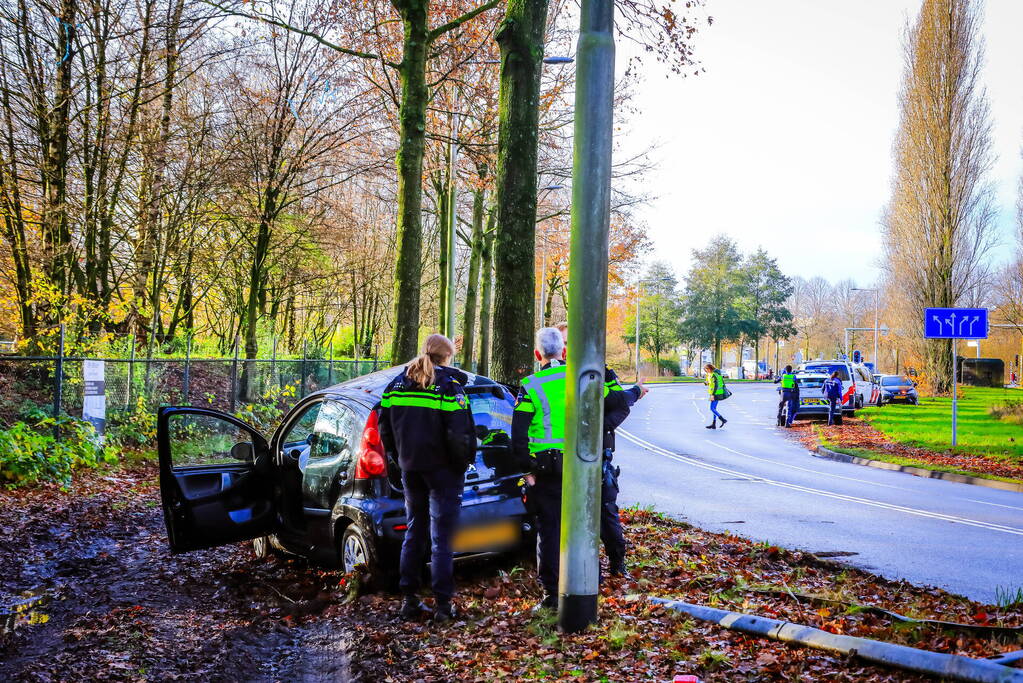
[989, 397, 1023, 425]
[657, 358, 681, 376]
[106, 394, 158, 449]
[0, 414, 118, 488]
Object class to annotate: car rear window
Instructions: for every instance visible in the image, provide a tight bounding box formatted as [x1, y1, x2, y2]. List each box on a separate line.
[803, 364, 850, 381]
[882, 376, 907, 386]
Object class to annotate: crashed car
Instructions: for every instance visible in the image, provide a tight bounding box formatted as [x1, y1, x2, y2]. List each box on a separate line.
[157, 367, 533, 585]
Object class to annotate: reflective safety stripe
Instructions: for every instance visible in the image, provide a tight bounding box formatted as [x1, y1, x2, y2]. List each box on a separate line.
[381, 391, 466, 412]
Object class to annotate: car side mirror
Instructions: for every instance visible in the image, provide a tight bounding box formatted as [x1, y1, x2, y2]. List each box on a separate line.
[230, 441, 253, 461]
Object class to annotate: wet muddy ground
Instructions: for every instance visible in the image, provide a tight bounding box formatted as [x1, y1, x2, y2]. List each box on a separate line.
[0, 464, 353, 682]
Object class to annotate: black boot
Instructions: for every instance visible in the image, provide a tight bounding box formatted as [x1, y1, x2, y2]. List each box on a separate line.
[433, 600, 458, 624]
[705, 417, 717, 429]
[718, 416, 727, 428]
[399, 595, 430, 621]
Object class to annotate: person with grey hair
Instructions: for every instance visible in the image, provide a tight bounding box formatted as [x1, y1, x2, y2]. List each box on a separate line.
[511, 326, 630, 609]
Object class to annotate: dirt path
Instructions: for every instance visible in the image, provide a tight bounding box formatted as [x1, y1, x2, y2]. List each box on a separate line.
[0, 465, 353, 682]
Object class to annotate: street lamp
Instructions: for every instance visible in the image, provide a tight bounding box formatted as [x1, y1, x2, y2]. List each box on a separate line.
[851, 287, 879, 372]
[634, 277, 672, 381]
[537, 184, 565, 327]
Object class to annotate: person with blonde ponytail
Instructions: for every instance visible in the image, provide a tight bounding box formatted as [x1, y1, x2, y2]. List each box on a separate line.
[378, 334, 475, 623]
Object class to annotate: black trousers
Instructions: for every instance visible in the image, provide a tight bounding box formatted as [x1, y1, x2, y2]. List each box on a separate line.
[601, 462, 625, 570]
[399, 467, 463, 603]
[530, 468, 626, 595]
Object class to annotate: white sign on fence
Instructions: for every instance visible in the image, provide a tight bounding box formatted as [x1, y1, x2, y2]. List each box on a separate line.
[82, 360, 106, 438]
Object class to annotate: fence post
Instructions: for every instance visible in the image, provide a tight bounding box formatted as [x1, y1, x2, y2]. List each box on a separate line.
[53, 324, 65, 440]
[271, 336, 278, 390]
[128, 336, 136, 408]
[144, 325, 156, 398]
[183, 334, 192, 404]
[328, 339, 334, 385]
[230, 335, 239, 412]
[300, 342, 308, 398]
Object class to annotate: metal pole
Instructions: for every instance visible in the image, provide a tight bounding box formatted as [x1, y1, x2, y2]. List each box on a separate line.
[873, 290, 879, 372]
[560, 0, 614, 634]
[634, 288, 641, 381]
[328, 334, 334, 385]
[183, 334, 192, 404]
[128, 335, 135, 408]
[951, 338, 957, 447]
[300, 342, 308, 397]
[844, 329, 849, 358]
[539, 236, 548, 327]
[230, 335, 239, 412]
[53, 324, 64, 439]
[271, 336, 278, 389]
[446, 96, 459, 340]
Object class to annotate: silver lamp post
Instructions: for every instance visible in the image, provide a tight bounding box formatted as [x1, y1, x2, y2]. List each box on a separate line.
[852, 287, 879, 371]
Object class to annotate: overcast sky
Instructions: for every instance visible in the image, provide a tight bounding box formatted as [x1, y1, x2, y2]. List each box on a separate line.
[618, 0, 1023, 286]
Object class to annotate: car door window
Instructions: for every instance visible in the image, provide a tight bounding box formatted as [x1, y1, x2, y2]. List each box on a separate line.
[167, 413, 260, 467]
[467, 387, 519, 481]
[303, 400, 357, 508]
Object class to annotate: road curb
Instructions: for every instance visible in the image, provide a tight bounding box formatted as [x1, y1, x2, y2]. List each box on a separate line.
[813, 446, 1023, 493]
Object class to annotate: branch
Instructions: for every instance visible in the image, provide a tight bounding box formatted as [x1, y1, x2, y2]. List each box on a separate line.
[201, 0, 400, 68]
[427, 0, 502, 44]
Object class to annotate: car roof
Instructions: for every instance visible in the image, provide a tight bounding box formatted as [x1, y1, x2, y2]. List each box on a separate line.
[308, 365, 507, 407]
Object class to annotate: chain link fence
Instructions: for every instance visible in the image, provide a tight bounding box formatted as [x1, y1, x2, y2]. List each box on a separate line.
[0, 339, 387, 433]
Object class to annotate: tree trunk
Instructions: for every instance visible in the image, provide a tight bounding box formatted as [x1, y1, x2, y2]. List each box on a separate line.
[434, 173, 449, 332]
[491, 0, 550, 384]
[389, 2, 431, 364]
[460, 187, 485, 368]
[478, 212, 496, 377]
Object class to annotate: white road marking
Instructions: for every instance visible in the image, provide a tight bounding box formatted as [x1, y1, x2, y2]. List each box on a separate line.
[704, 441, 909, 491]
[964, 499, 1023, 512]
[618, 429, 1023, 537]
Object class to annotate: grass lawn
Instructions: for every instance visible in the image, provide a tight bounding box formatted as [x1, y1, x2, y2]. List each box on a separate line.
[856, 386, 1023, 466]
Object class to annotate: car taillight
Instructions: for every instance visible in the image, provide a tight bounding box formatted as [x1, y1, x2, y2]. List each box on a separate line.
[355, 410, 387, 479]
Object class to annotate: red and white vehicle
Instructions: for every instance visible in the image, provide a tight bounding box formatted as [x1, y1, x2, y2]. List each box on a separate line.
[798, 360, 882, 415]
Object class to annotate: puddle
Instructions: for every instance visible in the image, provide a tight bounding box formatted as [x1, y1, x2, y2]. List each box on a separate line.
[0, 592, 51, 637]
[813, 551, 859, 558]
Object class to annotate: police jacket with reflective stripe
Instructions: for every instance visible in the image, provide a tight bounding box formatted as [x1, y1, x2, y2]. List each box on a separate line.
[378, 366, 476, 472]
[603, 366, 637, 451]
[512, 362, 618, 472]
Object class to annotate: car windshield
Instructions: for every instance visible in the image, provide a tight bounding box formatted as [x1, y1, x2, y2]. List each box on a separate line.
[803, 365, 850, 381]
[882, 376, 908, 386]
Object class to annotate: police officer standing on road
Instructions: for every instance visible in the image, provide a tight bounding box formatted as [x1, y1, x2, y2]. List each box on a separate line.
[823, 371, 844, 426]
[378, 334, 476, 623]
[774, 365, 800, 428]
[555, 322, 646, 578]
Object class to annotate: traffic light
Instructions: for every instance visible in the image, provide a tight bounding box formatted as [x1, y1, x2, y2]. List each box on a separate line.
[852, 350, 862, 364]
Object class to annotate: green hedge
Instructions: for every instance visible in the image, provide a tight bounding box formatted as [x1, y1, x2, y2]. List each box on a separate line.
[0, 408, 117, 488]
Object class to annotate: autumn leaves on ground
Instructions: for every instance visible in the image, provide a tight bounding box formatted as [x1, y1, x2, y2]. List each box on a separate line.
[1, 463, 1021, 682]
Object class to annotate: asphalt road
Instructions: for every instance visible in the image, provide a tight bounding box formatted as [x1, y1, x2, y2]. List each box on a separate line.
[615, 382, 1023, 604]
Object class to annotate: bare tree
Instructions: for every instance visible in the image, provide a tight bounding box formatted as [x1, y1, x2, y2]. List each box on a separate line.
[881, 0, 996, 394]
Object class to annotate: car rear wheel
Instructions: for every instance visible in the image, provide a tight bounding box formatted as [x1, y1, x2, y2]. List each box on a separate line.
[341, 526, 371, 573]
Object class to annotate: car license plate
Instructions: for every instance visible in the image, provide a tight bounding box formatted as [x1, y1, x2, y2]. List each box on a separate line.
[452, 520, 520, 553]
[801, 399, 827, 406]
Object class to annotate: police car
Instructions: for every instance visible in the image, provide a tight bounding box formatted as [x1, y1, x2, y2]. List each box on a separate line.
[799, 360, 882, 411]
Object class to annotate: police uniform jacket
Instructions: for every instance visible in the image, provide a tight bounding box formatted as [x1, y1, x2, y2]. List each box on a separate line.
[378, 366, 476, 472]
[511, 362, 632, 471]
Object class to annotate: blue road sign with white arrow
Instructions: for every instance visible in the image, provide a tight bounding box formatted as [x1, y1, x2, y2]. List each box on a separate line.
[923, 307, 988, 339]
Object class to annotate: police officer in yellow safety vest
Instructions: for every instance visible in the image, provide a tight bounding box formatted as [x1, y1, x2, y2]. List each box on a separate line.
[773, 364, 800, 428]
[511, 327, 627, 610]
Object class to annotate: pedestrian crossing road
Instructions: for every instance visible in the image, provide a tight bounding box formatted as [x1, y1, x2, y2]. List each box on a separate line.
[615, 382, 1023, 603]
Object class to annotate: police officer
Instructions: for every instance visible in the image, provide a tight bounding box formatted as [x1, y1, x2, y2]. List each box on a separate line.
[774, 364, 800, 428]
[378, 334, 476, 623]
[556, 322, 646, 578]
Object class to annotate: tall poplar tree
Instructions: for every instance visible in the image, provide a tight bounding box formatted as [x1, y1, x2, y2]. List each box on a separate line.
[882, 0, 995, 394]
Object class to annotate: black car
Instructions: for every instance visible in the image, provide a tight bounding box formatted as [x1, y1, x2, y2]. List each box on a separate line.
[878, 374, 919, 405]
[158, 367, 532, 585]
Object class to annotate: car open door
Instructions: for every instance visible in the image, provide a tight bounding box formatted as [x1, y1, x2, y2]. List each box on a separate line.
[158, 407, 277, 553]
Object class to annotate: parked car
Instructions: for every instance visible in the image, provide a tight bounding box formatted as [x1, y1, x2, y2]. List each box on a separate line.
[777, 369, 831, 423]
[798, 360, 881, 411]
[877, 374, 919, 405]
[157, 366, 533, 586]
